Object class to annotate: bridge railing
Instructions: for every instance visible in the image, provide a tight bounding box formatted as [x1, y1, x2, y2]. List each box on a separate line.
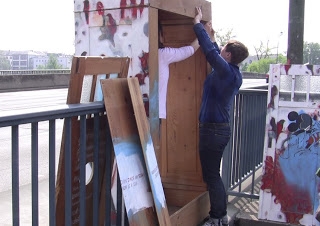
[0, 88, 268, 225]
[0, 102, 127, 226]
[0, 69, 71, 75]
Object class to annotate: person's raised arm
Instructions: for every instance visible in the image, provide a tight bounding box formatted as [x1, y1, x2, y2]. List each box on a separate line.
[190, 38, 200, 52]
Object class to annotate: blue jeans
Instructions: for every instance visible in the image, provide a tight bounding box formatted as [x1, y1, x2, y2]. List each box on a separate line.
[199, 123, 231, 219]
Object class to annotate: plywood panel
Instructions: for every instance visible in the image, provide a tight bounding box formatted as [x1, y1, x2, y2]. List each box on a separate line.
[128, 77, 171, 226]
[101, 78, 158, 226]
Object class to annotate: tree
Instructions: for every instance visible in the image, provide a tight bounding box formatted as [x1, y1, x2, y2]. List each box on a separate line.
[246, 55, 287, 73]
[46, 54, 63, 69]
[37, 54, 63, 69]
[253, 40, 275, 60]
[303, 42, 320, 65]
[215, 28, 236, 46]
[0, 51, 11, 70]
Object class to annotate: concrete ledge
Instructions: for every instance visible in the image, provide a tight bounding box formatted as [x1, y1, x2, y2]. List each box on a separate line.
[0, 73, 70, 93]
[0, 72, 265, 93]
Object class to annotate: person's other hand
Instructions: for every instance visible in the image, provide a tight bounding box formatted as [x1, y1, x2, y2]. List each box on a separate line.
[194, 7, 202, 24]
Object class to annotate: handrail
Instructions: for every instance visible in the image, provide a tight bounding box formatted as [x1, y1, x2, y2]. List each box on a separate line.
[0, 69, 71, 75]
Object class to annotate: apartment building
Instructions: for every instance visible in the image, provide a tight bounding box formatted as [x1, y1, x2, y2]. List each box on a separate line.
[4, 50, 71, 70]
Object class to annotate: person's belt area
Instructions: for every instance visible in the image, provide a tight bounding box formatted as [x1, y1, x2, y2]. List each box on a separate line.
[199, 122, 229, 128]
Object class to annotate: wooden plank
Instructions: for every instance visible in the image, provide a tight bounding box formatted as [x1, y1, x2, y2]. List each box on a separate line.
[101, 78, 158, 226]
[149, 0, 211, 22]
[170, 191, 210, 226]
[128, 77, 171, 226]
[148, 7, 161, 166]
[81, 56, 130, 75]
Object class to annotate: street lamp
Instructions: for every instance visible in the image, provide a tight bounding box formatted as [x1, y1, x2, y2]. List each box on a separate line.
[276, 31, 283, 63]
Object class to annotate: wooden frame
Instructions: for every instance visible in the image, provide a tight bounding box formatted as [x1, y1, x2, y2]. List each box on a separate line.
[55, 56, 130, 226]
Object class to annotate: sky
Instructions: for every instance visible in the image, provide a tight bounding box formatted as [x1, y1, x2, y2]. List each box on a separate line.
[0, 0, 319, 55]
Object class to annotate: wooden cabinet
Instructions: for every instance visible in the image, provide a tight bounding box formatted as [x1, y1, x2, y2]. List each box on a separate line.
[73, 0, 212, 220]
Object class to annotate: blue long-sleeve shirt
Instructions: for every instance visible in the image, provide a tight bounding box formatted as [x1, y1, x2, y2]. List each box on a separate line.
[194, 23, 242, 123]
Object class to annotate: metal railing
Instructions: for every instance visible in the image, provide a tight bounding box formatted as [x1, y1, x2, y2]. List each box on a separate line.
[0, 69, 71, 75]
[0, 102, 128, 226]
[223, 88, 268, 199]
[0, 88, 268, 225]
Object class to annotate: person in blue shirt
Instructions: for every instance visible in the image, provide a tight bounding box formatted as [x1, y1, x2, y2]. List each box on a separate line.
[193, 7, 249, 226]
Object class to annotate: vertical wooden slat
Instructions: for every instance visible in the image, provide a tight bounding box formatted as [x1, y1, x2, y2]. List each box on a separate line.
[148, 7, 161, 166]
[128, 77, 171, 226]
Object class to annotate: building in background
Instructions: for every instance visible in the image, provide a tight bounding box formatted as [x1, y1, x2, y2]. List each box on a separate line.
[31, 55, 72, 69]
[3, 50, 72, 70]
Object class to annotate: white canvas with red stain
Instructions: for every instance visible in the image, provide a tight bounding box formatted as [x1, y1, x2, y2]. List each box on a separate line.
[74, 0, 150, 98]
[259, 64, 320, 225]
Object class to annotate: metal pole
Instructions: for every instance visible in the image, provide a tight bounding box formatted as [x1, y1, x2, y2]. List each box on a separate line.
[287, 0, 305, 64]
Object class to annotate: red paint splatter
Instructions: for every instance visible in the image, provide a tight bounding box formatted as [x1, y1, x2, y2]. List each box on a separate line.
[139, 0, 145, 15]
[284, 64, 291, 74]
[83, 0, 90, 24]
[120, 0, 145, 19]
[276, 120, 285, 140]
[131, 0, 137, 18]
[306, 132, 320, 148]
[261, 153, 313, 224]
[267, 85, 278, 109]
[96, 2, 104, 16]
[134, 51, 149, 85]
[120, 0, 126, 18]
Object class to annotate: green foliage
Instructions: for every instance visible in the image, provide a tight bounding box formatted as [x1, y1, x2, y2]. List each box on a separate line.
[0, 56, 11, 70]
[0, 51, 11, 70]
[37, 65, 46, 69]
[246, 55, 286, 73]
[37, 54, 63, 69]
[303, 42, 320, 65]
[46, 54, 63, 69]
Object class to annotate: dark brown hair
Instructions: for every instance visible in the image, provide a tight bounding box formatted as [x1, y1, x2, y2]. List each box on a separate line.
[158, 22, 164, 49]
[225, 40, 249, 65]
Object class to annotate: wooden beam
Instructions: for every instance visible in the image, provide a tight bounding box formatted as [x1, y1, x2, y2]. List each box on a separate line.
[128, 77, 171, 226]
[148, 7, 161, 164]
[149, 0, 211, 22]
[170, 191, 210, 226]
